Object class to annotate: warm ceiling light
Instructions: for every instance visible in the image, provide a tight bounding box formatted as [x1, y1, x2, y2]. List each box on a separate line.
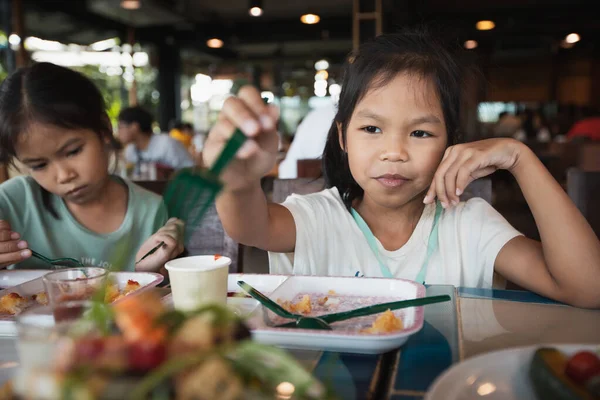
[301, 14, 320, 24]
[476, 20, 495, 31]
[249, 0, 263, 17]
[121, 0, 141, 10]
[565, 33, 580, 44]
[206, 38, 224, 48]
[464, 40, 478, 50]
[249, 7, 263, 16]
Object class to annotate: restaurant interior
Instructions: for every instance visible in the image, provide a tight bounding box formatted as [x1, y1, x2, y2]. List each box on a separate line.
[0, 0, 598, 399]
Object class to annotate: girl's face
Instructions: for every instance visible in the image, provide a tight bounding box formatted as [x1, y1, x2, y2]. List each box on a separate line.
[340, 72, 448, 210]
[15, 122, 111, 205]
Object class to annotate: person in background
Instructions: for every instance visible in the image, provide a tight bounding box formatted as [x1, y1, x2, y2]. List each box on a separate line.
[492, 111, 521, 138]
[513, 109, 551, 143]
[118, 107, 195, 171]
[566, 108, 600, 142]
[0, 62, 184, 271]
[277, 101, 337, 179]
[169, 121, 194, 150]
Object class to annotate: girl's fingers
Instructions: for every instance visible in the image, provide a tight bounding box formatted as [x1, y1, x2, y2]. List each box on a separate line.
[432, 150, 459, 208]
[220, 96, 261, 138]
[0, 249, 30, 266]
[424, 182, 436, 204]
[238, 86, 275, 131]
[0, 230, 19, 241]
[0, 240, 27, 254]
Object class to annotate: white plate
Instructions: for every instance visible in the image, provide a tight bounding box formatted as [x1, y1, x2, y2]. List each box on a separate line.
[161, 273, 289, 316]
[0, 271, 164, 336]
[425, 344, 600, 400]
[246, 275, 426, 354]
[0, 270, 49, 289]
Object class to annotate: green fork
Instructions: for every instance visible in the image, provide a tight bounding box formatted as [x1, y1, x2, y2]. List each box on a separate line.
[163, 98, 267, 237]
[162, 128, 246, 238]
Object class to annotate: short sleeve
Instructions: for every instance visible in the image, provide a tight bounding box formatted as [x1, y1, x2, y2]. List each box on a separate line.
[461, 198, 523, 287]
[272, 188, 349, 275]
[124, 144, 137, 164]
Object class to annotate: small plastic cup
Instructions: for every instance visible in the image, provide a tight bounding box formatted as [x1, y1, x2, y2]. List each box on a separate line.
[165, 255, 230, 311]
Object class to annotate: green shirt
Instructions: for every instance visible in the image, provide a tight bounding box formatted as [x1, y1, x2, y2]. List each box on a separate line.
[0, 176, 167, 271]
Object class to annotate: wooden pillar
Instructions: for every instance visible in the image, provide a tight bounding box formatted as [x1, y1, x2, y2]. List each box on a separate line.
[11, 0, 26, 67]
[127, 26, 138, 107]
[352, 0, 382, 50]
[0, 0, 26, 183]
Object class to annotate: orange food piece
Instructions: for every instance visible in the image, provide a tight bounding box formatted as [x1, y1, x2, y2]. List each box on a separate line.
[113, 291, 166, 345]
[361, 310, 403, 334]
[32, 292, 48, 305]
[123, 280, 141, 295]
[214, 254, 222, 260]
[0, 292, 27, 315]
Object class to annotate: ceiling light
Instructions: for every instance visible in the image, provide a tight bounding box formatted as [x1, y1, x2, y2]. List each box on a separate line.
[301, 14, 320, 24]
[565, 33, 580, 44]
[464, 40, 478, 50]
[249, 7, 263, 16]
[121, 0, 141, 10]
[249, 0, 263, 17]
[206, 38, 224, 48]
[476, 20, 495, 31]
[314, 59, 329, 70]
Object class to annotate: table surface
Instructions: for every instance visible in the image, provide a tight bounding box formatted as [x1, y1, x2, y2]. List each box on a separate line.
[1, 286, 599, 400]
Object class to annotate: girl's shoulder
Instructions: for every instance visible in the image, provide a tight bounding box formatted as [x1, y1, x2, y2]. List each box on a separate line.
[439, 197, 499, 225]
[282, 186, 345, 211]
[117, 177, 164, 209]
[0, 175, 41, 199]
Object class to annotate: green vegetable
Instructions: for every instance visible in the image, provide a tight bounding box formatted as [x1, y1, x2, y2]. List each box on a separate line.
[530, 347, 593, 400]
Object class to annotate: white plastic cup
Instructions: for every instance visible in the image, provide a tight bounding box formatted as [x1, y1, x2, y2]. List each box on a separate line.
[165, 255, 230, 311]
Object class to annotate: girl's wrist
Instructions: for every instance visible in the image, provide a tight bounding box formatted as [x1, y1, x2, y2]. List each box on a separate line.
[507, 139, 535, 177]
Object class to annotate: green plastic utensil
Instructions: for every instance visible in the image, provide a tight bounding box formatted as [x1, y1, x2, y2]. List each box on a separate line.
[163, 128, 246, 235]
[30, 249, 84, 268]
[275, 295, 451, 330]
[237, 281, 331, 330]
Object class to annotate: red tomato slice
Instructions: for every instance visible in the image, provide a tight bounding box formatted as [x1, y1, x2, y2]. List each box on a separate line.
[565, 351, 600, 384]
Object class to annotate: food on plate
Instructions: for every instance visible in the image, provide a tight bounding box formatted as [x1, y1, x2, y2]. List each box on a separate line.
[530, 347, 600, 400]
[14, 291, 332, 400]
[0, 279, 143, 316]
[123, 279, 141, 295]
[278, 294, 312, 314]
[360, 310, 403, 334]
[32, 292, 48, 305]
[214, 254, 222, 260]
[0, 292, 27, 315]
[272, 292, 406, 334]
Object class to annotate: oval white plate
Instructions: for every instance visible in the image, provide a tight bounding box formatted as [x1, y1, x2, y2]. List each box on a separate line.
[426, 344, 600, 400]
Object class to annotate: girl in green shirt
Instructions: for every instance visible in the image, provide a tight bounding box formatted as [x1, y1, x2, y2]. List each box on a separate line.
[0, 62, 184, 271]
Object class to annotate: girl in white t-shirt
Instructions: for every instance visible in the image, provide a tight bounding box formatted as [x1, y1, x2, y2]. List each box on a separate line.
[204, 29, 600, 308]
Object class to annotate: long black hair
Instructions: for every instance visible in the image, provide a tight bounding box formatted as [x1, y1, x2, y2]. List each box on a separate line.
[322, 27, 476, 210]
[0, 62, 119, 216]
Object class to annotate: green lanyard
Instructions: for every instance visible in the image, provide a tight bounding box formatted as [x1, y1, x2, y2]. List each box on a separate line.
[350, 202, 443, 284]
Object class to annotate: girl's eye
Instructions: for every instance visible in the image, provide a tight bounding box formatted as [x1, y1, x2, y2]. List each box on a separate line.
[410, 130, 432, 138]
[362, 126, 382, 134]
[66, 146, 83, 157]
[30, 163, 47, 171]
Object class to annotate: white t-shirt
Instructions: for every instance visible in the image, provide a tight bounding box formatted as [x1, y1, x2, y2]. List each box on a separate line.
[124, 134, 195, 170]
[268, 188, 522, 289]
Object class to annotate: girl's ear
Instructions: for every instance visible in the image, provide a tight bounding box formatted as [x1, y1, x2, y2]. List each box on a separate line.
[337, 122, 346, 152]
